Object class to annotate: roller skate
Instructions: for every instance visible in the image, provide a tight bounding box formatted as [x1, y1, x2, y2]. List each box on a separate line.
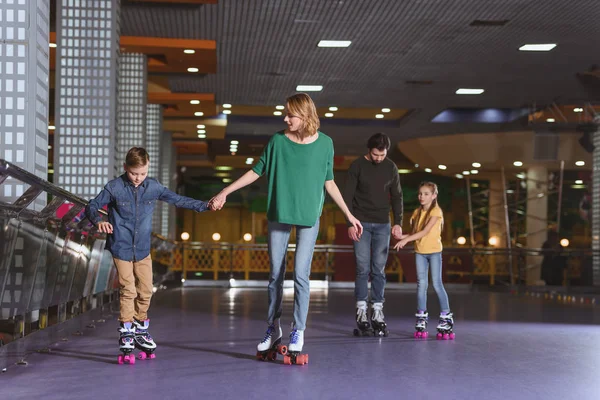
[414, 311, 428, 339]
[370, 302, 389, 337]
[117, 322, 136, 365]
[436, 312, 455, 340]
[256, 320, 287, 362]
[353, 301, 372, 337]
[133, 318, 157, 360]
[283, 327, 308, 365]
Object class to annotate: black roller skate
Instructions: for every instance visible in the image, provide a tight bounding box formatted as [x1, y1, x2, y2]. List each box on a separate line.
[370, 302, 389, 337]
[414, 311, 428, 339]
[256, 321, 287, 362]
[436, 312, 455, 340]
[283, 328, 308, 365]
[353, 301, 372, 337]
[133, 318, 157, 360]
[118, 322, 136, 365]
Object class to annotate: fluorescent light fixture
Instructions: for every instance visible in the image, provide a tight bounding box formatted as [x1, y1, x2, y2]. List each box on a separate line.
[296, 85, 323, 92]
[198, 134, 206, 139]
[456, 88, 484, 95]
[519, 44, 556, 52]
[197, 124, 205, 129]
[329, 107, 338, 111]
[215, 166, 233, 171]
[472, 162, 481, 168]
[223, 110, 232, 115]
[381, 108, 391, 113]
[317, 40, 352, 48]
[516, 173, 526, 179]
[274, 111, 282, 116]
[190, 100, 200, 105]
[184, 49, 195, 54]
[462, 171, 470, 175]
[375, 114, 384, 119]
[574, 107, 583, 113]
[230, 140, 239, 145]
[48, 125, 56, 130]
[455, 174, 464, 179]
[276, 105, 285, 110]
[575, 161, 585, 166]
[197, 129, 206, 134]
[438, 165, 447, 170]
[546, 118, 555, 122]
[513, 161, 523, 167]
[223, 104, 232, 109]
[424, 168, 432, 173]
[49, 43, 57, 48]
[398, 169, 412, 174]
[576, 180, 583, 184]
[194, 111, 204, 116]
[187, 67, 199, 73]
[325, 113, 334, 117]
[470, 170, 479, 174]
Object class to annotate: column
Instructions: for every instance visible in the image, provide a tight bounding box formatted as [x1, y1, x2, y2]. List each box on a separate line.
[146, 104, 162, 232]
[526, 166, 548, 284]
[488, 175, 507, 247]
[54, 0, 121, 199]
[159, 132, 175, 239]
[0, 0, 50, 210]
[592, 117, 600, 286]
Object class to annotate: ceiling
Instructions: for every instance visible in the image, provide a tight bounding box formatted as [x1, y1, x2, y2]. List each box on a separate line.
[52, 0, 600, 174]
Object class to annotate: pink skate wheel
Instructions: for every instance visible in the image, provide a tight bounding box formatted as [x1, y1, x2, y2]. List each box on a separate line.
[138, 352, 147, 360]
[443, 333, 450, 340]
[149, 353, 156, 359]
[423, 331, 428, 338]
[118, 355, 124, 365]
[126, 354, 135, 365]
[449, 333, 455, 340]
[436, 333, 443, 340]
[414, 332, 419, 338]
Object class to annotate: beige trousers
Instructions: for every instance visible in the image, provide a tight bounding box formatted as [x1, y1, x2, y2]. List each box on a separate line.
[113, 255, 153, 322]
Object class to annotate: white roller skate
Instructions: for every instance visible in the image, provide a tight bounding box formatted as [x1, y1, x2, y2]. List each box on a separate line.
[353, 301, 372, 337]
[284, 327, 308, 365]
[414, 311, 429, 339]
[118, 322, 136, 365]
[256, 319, 286, 362]
[133, 318, 157, 360]
[371, 302, 389, 337]
[436, 312, 455, 340]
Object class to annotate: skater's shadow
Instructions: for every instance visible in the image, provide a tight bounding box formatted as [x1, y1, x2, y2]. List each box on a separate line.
[37, 348, 116, 365]
[159, 342, 263, 362]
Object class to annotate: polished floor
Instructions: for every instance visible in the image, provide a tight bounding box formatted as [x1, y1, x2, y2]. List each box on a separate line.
[3, 287, 600, 400]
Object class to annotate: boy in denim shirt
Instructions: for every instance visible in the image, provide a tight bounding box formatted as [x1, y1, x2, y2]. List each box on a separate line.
[85, 147, 208, 363]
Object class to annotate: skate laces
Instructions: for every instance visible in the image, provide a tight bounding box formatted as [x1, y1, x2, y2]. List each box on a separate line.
[260, 325, 275, 343]
[357, 308, 368, 323]
[373, 309, 385, 323]
[289, 329, 299, 344]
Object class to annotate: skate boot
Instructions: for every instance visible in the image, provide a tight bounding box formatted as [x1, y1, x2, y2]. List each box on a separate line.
[118, 322, 136, 365]
[284, 327, 308, 365]
[436, 312, 455, 340]
[353, 301, 372, 337]
[256, 319, 286, 361]
[133, 318, 157, 360]
[414, 311, 429, 339]
[370, 302, 389, 337]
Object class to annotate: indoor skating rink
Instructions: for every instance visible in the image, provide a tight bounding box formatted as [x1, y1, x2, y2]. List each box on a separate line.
[4, 287, 600, 400]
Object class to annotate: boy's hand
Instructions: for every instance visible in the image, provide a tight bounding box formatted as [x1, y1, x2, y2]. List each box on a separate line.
[97, 221, 113, 234]
[209, 192, 227, 210]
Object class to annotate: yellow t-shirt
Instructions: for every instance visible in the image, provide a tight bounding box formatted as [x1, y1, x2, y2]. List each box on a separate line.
[410, 206, 443, 254]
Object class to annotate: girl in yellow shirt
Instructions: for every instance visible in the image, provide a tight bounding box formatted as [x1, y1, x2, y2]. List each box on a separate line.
[394, 182, 454, 340]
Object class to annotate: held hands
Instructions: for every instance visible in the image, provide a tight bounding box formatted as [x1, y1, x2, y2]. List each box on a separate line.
[391, 224, 402, 240]
[208, 192, 227, 211]
[97, 221, 113, 234]
[393, 237, 410, 251]
[347, 215, 363, 242]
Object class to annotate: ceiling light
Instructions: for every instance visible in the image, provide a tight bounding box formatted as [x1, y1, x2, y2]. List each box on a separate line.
[223, 110, 231, 115]
[187, 67, 199, 73]
[49, 43, 57, 48]
[398, 169, 411, 174]
[375, 114, 384, 119]
[197, 129, 206, 134]
[194, 112, 204, 116]
[296, 85, 323, 92]
[317, 40, 352, 48]
[424, 168, 432, 173]
[223, 104, 232, 109]
[513, 161, 523, 167]
[276, 105, 285, 110]
[48, 125, 56, 130]
[246, 157, 254, 164]
[222, 179, 232, 183]
[455, 174, 464, 179]
[184, 49, 195, 54]
[470, 170, 479, 174]
[438, 165, 447, 170]
[273, 111, 282, 116]
[576, 180, 583, 184]
[516, 173, 526, 179]
[198, 134, 206, 139]
[472, 162, 481, 168]
[381, 108, 391, 113]
[230, 140, 239, 145]
[197, 124, 205, 129]
[519, 44, 557, 52]
[575, 161, 585, 166]
[329, 107, 338, 111]
[546, 118, 555, 122]
[190, 100, 200, 105]
[456, 88, 484, 95]
[462, 171, 470, 175]
[574, 108, 584, 113]
[325, 113, 334, 117]
[215, 166, 233, 171]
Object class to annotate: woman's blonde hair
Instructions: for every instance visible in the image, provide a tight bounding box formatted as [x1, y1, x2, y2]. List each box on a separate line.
[411, 181, 443, 232]
[286, 93, 320, 138]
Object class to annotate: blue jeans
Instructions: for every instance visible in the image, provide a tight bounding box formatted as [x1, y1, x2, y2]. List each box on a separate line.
[353, 222, 391, 304]
[415, 252, 450, 313]
[267, 220, 320, 330]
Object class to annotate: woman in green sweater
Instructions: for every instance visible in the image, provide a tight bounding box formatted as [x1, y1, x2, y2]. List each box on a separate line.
[209, 93, 362, 361]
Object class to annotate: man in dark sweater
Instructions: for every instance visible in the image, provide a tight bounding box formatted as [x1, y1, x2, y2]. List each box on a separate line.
[343, 133, 403, 335]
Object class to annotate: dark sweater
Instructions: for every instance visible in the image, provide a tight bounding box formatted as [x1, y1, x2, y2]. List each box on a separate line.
[343, 156, 403, 226]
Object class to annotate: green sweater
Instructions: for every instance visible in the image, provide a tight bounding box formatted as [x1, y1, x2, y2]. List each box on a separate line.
[252, 130, 334, 227]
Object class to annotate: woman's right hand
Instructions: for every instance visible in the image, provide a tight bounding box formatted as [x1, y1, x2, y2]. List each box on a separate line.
[209, 192, 227, 210]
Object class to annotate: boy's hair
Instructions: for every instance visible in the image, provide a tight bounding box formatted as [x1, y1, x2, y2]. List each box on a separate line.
[411, 181, 443, 232]
[286, 93, 320, 137]
[367, 133, 391, 151]
[125, 147, 150, 167]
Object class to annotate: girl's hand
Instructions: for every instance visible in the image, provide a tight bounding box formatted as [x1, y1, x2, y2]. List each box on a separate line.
[394, 238, 409, 250]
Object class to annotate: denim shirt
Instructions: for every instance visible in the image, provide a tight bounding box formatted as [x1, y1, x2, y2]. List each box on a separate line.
[85, 174, 208, 261]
